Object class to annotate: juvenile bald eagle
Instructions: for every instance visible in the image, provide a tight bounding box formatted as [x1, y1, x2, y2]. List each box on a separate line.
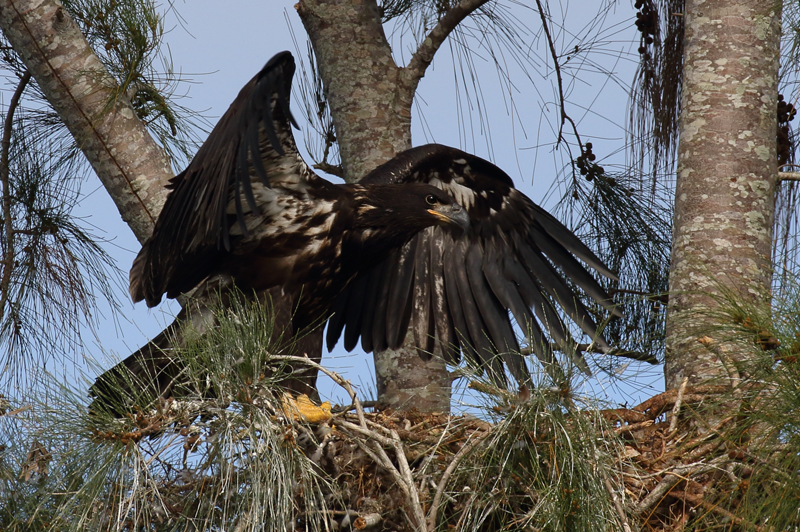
[91, 51, 618, 412]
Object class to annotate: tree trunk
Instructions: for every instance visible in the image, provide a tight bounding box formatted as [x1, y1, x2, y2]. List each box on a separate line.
[0, 0, 172, 243]
[297, 0, 451, 412]
[664, 0, 779, 388]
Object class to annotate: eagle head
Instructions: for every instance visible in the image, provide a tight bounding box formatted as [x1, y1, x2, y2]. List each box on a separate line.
[356, 183, 469, 234]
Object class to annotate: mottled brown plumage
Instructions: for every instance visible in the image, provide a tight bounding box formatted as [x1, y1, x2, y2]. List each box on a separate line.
[92, 51, 621, 415]
[127, 52, 468, 330]
[91, 52, 468, 413]
[328, 145, 621, 383]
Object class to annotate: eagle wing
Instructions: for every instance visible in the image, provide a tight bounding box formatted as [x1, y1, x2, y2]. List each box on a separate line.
[130, 51, 313, 307]
[325, 144, 620, 383]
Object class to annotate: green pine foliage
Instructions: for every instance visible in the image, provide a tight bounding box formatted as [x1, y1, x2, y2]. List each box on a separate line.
[443, 380, 625, 531]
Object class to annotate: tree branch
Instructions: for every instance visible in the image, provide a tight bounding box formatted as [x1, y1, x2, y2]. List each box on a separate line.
[604, 476, 633, 532]
[402, 0, 491, 93]
[0, 0, 173, 243]
[427, 430, 487, 530]
[0, 69, 30, 321]
[632, 456, 729, 517]
[778, 171, 800, 181]
[533, 0, 582, 150]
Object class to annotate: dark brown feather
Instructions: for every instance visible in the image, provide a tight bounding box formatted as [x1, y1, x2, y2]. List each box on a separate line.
[95, 53, 470, 414]
[330, 143, 622, 384]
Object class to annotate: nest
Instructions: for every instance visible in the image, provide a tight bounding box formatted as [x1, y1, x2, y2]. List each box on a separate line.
[82, 353, 789, 532]
[602, 382, 777, 532]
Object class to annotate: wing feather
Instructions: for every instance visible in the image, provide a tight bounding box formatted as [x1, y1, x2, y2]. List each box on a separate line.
[385, 242, 416, 349]
[129, 52, 315, 307]
[442, 248, 475, 364]
[357, 263, 385, 353]
[530, 206, 618, 281]
[326, 286, 350, 351]
[370, 251, 395, 353]
[430, 231, 461, 364]
[411, 230, 435, 359]
[328, 143, 620, 382]
[452, 239, 505, 382]
[343, 273, 368, 351]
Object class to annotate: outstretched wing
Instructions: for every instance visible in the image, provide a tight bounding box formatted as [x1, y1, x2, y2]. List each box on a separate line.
[325, 144, 620, 383]
[130, 51, 314, 307]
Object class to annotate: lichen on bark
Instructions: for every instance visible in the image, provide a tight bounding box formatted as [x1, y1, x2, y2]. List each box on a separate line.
[665, 0, 780, 388]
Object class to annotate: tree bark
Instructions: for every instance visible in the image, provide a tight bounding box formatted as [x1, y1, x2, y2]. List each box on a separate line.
[296, 0, 411, 180]
[0, 0, 173, 243]
[664, 0, 779, 388]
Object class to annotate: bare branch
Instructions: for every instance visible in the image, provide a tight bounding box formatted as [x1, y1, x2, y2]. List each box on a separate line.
[668, 376, 689, 433]
[778, 171, 800, 181]
[604, 476, 633, 532]
[533, 0, 582, 150]
[0, 70, 30, 322]
[312, 161, 344, 178]
[427, 430, 487, 530]
[632, 456, 728, 517]
[402, 0, 491, 92]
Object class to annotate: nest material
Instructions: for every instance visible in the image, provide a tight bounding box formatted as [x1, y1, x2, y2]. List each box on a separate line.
[86, 356, 779, 532]
[602, 383, 771, 532]
[289, 384, 774, 531]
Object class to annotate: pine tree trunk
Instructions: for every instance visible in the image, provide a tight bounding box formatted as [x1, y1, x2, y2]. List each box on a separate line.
[664, 0, 780, 388]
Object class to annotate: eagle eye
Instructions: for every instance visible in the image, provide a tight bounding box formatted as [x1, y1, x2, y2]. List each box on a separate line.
[425, 194, 438, 206]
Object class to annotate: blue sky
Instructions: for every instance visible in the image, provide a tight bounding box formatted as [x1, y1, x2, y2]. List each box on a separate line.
[72, 1, 664, 408]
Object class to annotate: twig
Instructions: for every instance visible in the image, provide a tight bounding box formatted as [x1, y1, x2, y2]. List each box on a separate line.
[0, 69, 31, 321]
[331, 400, 377, 413]
[312, 161, 343, 178]
[778, 171, 800, 181]
[520, 343, 659, 364]
[364, 417, 397, 438]
[390, 428, 426, 530]
[601, 408, 650, 424]
[337, 418, 426, 530]
[633, 456, 728, 517]
[607, 288, 669, 303]
[533, 0, 581, 148]
[671, 490, 765, 532]
[669, 377, 689, 433]
[413, 416, 455, 491]
[604, 476, 633, 532]
[615, 419, 654, 434]
[634, 385, 729, 418]
[354, 513, 381, 529]
[427, 431, 487, 531]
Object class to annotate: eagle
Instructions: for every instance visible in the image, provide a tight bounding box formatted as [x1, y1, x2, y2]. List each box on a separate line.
[91, 51, 618, 413]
